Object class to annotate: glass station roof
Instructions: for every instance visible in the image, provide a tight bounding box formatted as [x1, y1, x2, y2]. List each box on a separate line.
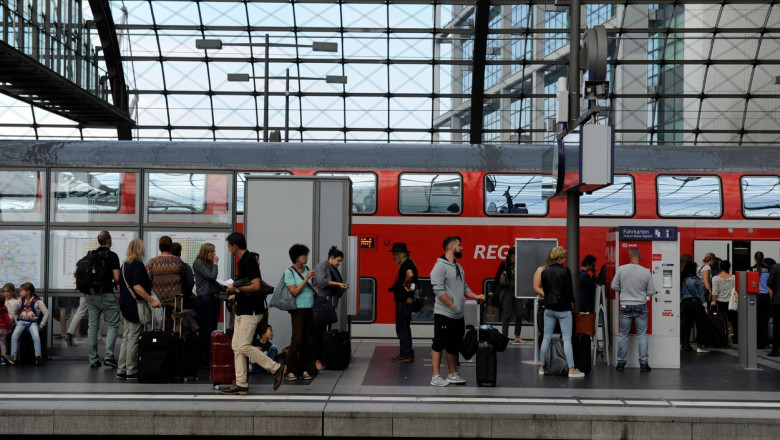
[2, 1, 779, 145]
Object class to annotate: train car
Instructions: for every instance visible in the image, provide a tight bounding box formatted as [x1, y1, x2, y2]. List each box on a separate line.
[0, 141, 778, 340]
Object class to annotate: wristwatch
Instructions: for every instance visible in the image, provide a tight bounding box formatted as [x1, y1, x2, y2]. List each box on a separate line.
[235, 287, 240, 293]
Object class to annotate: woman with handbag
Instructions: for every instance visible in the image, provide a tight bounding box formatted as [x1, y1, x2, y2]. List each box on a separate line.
[312, 246, 348, 370]
[283, 244, 317, 381]
[117, 239, 161, 380]
[712, 260, 736, 346]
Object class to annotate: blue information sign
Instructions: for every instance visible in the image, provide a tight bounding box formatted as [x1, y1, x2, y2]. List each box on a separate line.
[617, 226, 678, 241]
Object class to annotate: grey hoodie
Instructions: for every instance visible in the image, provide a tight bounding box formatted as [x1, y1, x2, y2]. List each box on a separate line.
[431, 257, 471, 319]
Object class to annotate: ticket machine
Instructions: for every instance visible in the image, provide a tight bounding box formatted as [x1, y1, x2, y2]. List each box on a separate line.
[606, 226, 680, 368]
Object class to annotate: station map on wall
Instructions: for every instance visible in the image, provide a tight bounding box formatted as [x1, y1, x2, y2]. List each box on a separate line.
[54, 230, 136, 289]
[145, 231, 230, 267]
[0, 230, 43, 286]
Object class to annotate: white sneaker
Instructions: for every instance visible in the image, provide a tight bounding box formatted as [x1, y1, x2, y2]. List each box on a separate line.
[430, 375, 449, 387]
[568, 370, 585, 378]
[446, 373, 467, 384]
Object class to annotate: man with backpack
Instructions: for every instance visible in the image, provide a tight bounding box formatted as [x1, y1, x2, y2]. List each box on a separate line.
[75, 231, 121, 368]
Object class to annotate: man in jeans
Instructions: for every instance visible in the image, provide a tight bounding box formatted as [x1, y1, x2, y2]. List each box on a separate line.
[80, 231, 121, 369]
[429, 236, 485, 386]
[389, 242, 418, 363]
[610, 247, 656, 372]
[221, 232, 285, 394]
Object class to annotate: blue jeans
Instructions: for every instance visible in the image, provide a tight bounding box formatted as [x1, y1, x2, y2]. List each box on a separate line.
[395, 301, 414, 358]
[617, 304, 649, 364]
[248, 345, 278, 374]
[539, 309, 575, 368]
[86, 293, 120, 364]
[11, 321, 41, 356]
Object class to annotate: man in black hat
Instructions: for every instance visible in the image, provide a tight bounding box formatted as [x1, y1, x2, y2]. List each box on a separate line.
[389, 242, 418, 362]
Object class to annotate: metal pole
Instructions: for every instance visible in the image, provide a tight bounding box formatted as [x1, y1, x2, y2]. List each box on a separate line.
[567, 0, 581, 306]
[263, 34, 270, 142]
[285, 68, 290, 142]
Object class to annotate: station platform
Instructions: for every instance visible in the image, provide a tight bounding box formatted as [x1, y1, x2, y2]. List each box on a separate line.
[1, 339, 780, 439]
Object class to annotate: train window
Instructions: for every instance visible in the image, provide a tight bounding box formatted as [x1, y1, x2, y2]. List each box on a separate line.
[353, 278, 376, 323]
[146, 172, 232, 224]
[399, 173, 462, 215]
[482, 278, 534, 326]
[657, 175, 722, 218]
[51, 171, 136, 223]
[411, 278, 435, 323]
[580, 175, 635, 217]
[484, 174, 547, 216]
[315, 172, 377, 215]
[0, 170, 44, 223]
[741, 176, 780, 218]
[237, 171, 292, 213]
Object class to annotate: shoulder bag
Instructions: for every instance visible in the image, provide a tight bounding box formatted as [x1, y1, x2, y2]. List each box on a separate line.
[269, 267, 298, 311]
[728, 276, 738, 311]
[313, 294, 338, 325]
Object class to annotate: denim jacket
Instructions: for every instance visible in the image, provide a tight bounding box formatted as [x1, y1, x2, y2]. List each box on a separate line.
[681, 276, 706, 303]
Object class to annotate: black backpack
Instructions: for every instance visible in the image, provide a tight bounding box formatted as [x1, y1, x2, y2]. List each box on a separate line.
[75, 249, 109, 295]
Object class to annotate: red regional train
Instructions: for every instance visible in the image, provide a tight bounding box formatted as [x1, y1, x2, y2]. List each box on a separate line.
[1, 141, 778, 338]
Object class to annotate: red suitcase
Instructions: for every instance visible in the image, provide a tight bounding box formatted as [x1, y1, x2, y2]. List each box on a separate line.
[210, 301, 235, 389]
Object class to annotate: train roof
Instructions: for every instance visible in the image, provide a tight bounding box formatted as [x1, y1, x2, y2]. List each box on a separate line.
[0, 140, 777, 173]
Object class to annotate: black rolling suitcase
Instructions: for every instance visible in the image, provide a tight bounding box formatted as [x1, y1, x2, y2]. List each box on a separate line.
[322, 329, 350, 370]
[707, 309, 728, 348]
[138, 298, 179, 383]
[476, 306, 497, 387]
[572, 333, 592, 374]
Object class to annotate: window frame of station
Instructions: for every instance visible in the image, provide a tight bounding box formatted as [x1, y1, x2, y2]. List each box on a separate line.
[739, 174, 780, 219]
[397, 172, 464, 216]
[353, 276, 377, 324]
[482, 172, 549, 217]
[144, 169, 233, 225]
[236, 170, 293, 214]
[655, 174, 724, 219]
[579, 174, 636, 218]
[49, 168, 139, 225]
[0, 167, 46, 223]
[314, 170, 378, 216]
[47, 227, 139, 291]
[410, 277, 436, 323]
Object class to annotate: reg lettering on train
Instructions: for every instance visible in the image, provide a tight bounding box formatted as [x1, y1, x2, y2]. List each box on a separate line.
[473, 245, 512, 260]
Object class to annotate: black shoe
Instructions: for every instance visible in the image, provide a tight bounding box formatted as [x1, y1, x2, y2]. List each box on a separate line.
[682, 346, 694, 351]
[2, 354, 15, 366]
[116, 373, 127, 379]
[125, 373, 138, 380]
[640, 363, 652, 372]
[220, 384, 249, 395]
[90, 361, 102, 368]
[35, 355, 43, 366]
[768, 352, 780, 357]
[272, 363, 287, 391]
[104, 357, 118, 368]
[66, 333, 75, 347]
[615, 362, 626, 372]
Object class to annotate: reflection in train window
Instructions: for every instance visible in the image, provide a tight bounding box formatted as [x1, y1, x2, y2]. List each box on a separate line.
[399, 173, 462, 215]
[411, 278, 434, 323]
[741, 176, 780, 218]
[53, 171, 121, 212]
[237, 171, 292, 213]
[580, 175, 635, 217]
[482, 278, 534, 326]
[315, 172, 377, 215]
[0, 170, 40, 212]
[353, 278, 376, 323]
[484, 174, 547, 216]
[147, 173, 207, 213]
[657, 175, 722, 218]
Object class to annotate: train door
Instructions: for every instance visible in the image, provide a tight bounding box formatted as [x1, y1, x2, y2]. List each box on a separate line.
[751, 241, 780, 265]
[694, 240, 731, 268]
[695, 240, 780, 272]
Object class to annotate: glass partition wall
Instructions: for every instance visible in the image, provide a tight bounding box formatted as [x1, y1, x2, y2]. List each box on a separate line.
[0, 167, 234, 355]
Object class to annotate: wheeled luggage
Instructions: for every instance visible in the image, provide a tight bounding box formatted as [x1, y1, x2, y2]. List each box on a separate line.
[138, 298, 179, 383]
[322, 329, 350, 370]
[210, 301, 235, 388]
[707, 309, 728, 348]
[476, 335, 497, 387]
[572, 333, 592, 374]
[171, 296, 199, 382]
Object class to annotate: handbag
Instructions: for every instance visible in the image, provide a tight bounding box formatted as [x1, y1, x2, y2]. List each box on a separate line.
[121, 264, 151, 325]
[312, 294, 337, 325]
[412, 296, 423, 313]
[575, 312, 596, 336]
[269, 267, 298, 311]
[728, 283, 738, 312]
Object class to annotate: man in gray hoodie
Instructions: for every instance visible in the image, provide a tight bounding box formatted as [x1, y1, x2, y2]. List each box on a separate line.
[429, 236, 485, 387]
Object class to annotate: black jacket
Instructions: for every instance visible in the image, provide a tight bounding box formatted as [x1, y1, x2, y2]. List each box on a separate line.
[541, 263, 574, 311]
